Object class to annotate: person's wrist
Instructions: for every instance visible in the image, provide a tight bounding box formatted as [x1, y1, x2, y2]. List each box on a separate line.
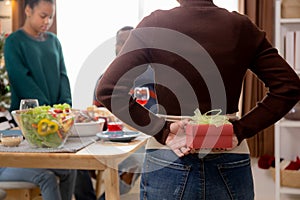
[154, 121, 172, 145]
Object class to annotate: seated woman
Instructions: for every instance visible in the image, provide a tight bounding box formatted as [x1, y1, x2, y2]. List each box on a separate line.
[0, 97, 76, 200]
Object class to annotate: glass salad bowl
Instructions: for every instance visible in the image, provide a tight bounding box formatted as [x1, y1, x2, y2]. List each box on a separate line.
[12, 104, 75, 148]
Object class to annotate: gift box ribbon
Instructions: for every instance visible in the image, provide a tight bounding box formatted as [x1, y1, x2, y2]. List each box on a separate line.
[190, 109, 230, 127]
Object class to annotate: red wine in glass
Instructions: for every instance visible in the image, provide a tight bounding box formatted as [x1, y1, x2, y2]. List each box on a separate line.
[134, 87, 150, 106]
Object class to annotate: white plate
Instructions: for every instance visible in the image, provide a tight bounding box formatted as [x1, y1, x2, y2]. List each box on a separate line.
[96, 131, 141, 142]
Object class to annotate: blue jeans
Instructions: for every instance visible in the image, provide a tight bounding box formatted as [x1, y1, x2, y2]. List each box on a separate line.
[140, 149, 254, 200]
[0, 168, 76, 200]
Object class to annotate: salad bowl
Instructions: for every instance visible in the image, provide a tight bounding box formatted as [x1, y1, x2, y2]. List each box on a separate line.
[12, 104, 75, 148]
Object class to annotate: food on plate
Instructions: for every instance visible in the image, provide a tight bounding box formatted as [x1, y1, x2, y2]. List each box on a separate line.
[85, 106, 137, 131]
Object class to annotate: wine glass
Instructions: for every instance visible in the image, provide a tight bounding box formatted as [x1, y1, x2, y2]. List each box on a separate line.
[19, 99, 39, 110]
[134, 87, 150, 106]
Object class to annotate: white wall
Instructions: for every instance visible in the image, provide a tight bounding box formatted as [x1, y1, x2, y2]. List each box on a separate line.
[214, 0, 238, 11]
[57, 0, 238, 109]
[56, 0, 140, 109]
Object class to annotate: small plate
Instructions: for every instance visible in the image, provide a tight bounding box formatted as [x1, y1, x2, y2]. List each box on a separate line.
[96, 131, 141, 142]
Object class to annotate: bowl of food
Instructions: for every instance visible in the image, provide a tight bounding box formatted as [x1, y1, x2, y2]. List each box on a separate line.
[71, 110, 105, 137]
[86, 106, 117, 122]
[11, 104, 75, 148]
[0, 134, 23, 147]
[71, 120, 105, 137]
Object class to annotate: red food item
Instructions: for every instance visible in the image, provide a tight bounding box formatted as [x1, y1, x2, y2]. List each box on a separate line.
[53, 109, 63, 113]
[186, 124, 233, 149]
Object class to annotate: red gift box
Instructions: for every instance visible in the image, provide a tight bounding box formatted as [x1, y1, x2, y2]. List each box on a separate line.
[186, 123, 233, 149]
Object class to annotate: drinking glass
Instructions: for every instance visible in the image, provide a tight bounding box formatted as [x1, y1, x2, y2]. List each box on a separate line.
[19, 99, 39, 110]
[107, 120, 124, 132]
[134, 87, 150, 106]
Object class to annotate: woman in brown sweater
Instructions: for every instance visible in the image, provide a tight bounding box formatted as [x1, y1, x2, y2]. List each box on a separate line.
[96, 0, 300, 199]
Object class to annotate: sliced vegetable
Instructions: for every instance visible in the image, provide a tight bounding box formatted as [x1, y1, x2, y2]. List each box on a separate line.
[37, 119, 59, 136]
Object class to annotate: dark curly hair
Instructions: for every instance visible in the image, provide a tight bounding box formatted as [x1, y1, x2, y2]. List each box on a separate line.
[25, 0, 54, 9]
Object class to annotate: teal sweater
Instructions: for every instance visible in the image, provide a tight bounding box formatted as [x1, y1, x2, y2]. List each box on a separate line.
[4, 30, 72, 111]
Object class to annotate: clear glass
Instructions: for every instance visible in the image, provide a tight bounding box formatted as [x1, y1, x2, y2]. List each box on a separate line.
[134, 87, 150, 106]
[19, 99, 39, 110]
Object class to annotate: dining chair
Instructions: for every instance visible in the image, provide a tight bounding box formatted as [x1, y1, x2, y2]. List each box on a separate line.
[0, 181, 41, 200]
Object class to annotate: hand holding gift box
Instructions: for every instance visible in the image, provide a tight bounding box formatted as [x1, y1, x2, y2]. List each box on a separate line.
[186, 109, 234, 149]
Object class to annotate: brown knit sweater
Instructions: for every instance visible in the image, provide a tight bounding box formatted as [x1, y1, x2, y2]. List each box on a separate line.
[97, 0, 300, 145]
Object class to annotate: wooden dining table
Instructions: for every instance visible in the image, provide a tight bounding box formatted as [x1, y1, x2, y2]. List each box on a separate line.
[0, 133, 150, 200]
